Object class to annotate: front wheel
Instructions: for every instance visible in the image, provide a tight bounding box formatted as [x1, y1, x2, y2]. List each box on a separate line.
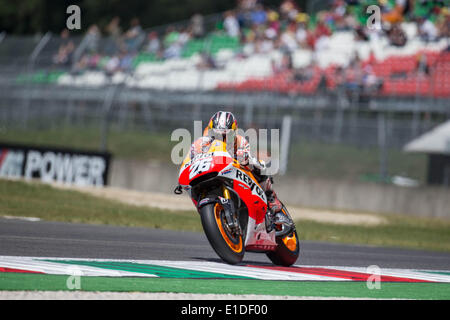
[200, 202, 245, 265]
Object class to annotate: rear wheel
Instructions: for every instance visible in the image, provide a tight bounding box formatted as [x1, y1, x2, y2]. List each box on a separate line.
[200, 202, 244, 265]
[266, 206, 300, 266]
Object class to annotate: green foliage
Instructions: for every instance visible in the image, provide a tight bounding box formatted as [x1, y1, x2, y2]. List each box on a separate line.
[0, 0, 234, 34]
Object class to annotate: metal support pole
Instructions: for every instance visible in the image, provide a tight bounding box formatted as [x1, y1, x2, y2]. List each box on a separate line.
[244, 101, 254, 127]
[313, 108, 322, 141]
[100, 84, 120, 151]
[333, 106, 344, 143]
[279, 115, 292, 176]
[23, 32, 52, 128]
[377, 112, 388, 182]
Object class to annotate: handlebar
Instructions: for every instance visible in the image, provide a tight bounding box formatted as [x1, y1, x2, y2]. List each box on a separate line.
[173, 185, 182, 195]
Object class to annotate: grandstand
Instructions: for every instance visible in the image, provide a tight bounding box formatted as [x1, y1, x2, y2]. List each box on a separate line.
[2, 0, 448, 97]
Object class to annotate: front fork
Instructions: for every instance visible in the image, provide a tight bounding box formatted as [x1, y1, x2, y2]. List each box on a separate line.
[220, 186, 241, 236]
[222, 185, 231, 200]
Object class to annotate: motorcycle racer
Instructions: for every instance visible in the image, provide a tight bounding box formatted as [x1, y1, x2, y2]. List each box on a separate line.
[191, 110, 292, 231]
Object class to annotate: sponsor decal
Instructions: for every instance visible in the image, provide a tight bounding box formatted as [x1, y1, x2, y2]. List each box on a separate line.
[221, 168, 232, 175]
[0, 143, 111, 187]
[192, 152, 213, 162]
[246, 244, 277, 251]
[198, 198, 212, 207]
[238, 184, 248, 190]
[235, 170, 266, 202]
[189, 158, 212, 180]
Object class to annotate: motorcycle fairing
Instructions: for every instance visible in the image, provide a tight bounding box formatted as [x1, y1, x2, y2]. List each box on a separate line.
[218, 164, 275, 250]
[178, 139, 277, 250]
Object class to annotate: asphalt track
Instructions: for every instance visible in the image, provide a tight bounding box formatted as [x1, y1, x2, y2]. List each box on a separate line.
[1, 218, 450, 270]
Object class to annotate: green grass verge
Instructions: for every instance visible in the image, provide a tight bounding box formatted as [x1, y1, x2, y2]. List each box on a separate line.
[1, 178, 450, 253]
[1, 273, 450, 299]
[0, 178, 202, 232]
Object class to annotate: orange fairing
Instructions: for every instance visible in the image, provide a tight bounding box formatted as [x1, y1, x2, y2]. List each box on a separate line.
[281, 208, 297, 251]
[282, 232, 297, 252]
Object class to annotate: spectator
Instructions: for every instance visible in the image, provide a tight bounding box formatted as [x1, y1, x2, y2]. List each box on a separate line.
[84, 24, 101, 54]
[366, 50, 378, 65]
[163, 26, 179, 48]
[163, 27, 189, 59]
[354, 25, 369, 41]
[242, 24, 257, 55]
[146, 31, 161, 54]
[197, 51, 217, 70]
[386, 23, 407, 47]
[178, 27, 191, 46]
[258, 33, 275, 53]
[332, 0, 347, 19]
[271, 52, 293, 74]
[281, 52, 294, 71]
[105, 16, 122, 55]
[53, 29, 74, 67]
[293, 61, 316, 82]
[280, 0, 299, 22]
[238, 0, 257, 11]
[105, 16, 122, 39]
[224, 11, 240, 37]
[344, 55, 364, 91]
[250, 3, 267, 25]
[361, 63, 382, 93]
[191, 14, 205, 39]
[118, 50, 134, 72]
[315, 15, 332, 38]
[104, 54, 120, 76]
[236, 0, 257, 28]
[280, 23, 298, 52]
[295, 16, 309, 46]
[417, 16, 439, 42]
[266, 9, 280, 37]
[124, 18, 144, 53]
[382, 0, 409, 24]
[436, 8, 450, 39]
[416, 52, 430, 76]
[306, 17, 332, 50]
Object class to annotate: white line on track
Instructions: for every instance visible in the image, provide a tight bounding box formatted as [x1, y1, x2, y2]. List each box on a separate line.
[1, 256, 450, 282]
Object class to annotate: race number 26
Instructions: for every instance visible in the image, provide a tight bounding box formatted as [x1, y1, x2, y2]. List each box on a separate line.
[189, 158, 212, 180]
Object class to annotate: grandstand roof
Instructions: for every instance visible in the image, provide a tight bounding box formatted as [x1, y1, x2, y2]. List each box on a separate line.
[404, 121, 450, 155]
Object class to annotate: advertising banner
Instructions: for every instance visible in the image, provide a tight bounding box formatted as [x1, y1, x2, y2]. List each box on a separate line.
[0, 143, 111, 187]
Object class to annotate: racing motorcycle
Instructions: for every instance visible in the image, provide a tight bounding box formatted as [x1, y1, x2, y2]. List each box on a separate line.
[174, 139, 299, 266]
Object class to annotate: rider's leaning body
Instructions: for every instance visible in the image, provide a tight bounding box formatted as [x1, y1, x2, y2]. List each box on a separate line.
[190, 111, 286, 226]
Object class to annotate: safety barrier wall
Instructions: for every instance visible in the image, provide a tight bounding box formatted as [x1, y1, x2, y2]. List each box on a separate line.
[109, 159, 450, 219]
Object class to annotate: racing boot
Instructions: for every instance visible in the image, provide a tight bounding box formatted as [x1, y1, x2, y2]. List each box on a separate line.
[262, 179, 294, 235]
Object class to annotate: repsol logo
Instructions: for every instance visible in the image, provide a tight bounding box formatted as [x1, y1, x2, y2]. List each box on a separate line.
[235, 170, 266, 200]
